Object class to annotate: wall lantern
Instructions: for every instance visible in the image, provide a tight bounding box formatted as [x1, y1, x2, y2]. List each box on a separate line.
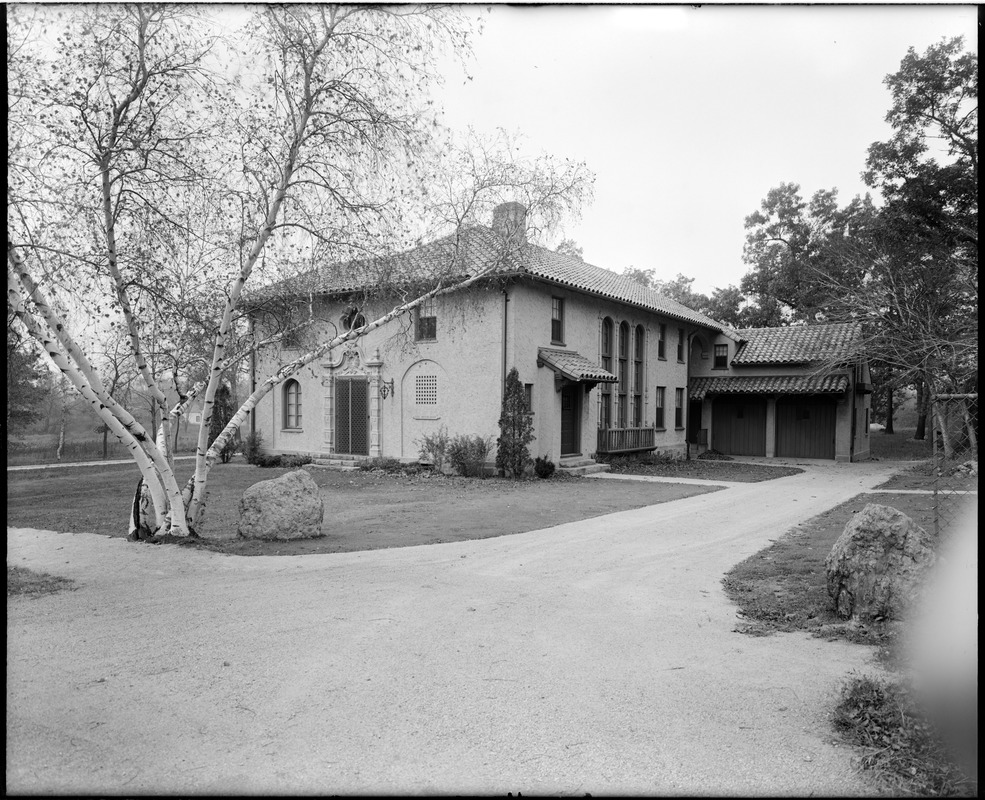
[379, 379, 395, 399]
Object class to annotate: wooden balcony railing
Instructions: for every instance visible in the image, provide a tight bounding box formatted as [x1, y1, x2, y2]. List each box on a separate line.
[597, 426, 656, 454]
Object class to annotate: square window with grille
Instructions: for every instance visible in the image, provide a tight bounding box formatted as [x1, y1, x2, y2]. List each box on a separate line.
[415, 374, 438, 405]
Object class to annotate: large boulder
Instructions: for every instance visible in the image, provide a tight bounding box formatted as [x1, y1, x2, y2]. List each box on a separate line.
[825, 503, 936, 622]
[238, 469, 325, 540]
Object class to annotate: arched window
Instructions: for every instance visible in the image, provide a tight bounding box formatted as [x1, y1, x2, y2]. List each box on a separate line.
[283, 379, 302, 429]
[618, 321, 629, 427]
[600, 317, 613, 428]
[633, 325, 645, 426]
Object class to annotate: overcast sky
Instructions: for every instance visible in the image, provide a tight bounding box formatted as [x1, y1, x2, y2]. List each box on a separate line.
[432, 4, 977, 293]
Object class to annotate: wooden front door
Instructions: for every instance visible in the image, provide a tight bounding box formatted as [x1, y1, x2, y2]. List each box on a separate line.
[335, 377, 369, 456]
[560, 385, 580, 456]
[775, 397, 837, 459]
[687, 399, 702, 444]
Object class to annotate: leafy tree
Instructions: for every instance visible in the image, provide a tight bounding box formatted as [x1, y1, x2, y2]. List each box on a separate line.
[6, 326, 50, 432]
[821, 38, 976, 451]
[554, 238, 584, 260]
[496, 367, 534, 479]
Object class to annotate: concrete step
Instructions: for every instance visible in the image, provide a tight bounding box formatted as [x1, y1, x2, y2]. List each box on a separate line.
[310, 457, 359, 471]
[557, 460, 610, 476]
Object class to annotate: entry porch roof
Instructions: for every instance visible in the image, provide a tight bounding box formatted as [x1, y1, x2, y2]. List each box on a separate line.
[537, 348, 617, 384]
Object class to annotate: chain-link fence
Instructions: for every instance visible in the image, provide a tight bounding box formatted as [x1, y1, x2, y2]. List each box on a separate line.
[930, 393, 978, 537]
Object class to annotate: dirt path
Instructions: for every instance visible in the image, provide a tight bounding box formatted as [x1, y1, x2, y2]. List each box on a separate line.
[6, 460, 899, 794]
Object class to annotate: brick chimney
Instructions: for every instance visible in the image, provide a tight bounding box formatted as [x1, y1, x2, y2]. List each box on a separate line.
[491, 202, 527, 242]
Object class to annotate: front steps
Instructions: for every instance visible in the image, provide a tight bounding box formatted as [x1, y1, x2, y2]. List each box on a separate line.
[557, 456, 610, 477]
[310, 457, 359, 471]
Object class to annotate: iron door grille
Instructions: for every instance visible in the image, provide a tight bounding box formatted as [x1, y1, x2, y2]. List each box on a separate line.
[335, 377, 369, 456]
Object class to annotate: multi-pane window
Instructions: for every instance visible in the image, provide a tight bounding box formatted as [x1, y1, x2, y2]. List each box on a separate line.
[524, 383, 534, 414]
[675, 388, 684, 428]
[283, 379, 302, 429]
[633, 325, 644, 427]
[415, 299, 436, 341]
[600, 317, 613, 428]
[655, 386, 665, 429]
[657, 323, 666, 359]
[677, 328, 685, 362]
[714, 343, 728, 369]
[618, 321, 629, 427]
[551, 297, 565, 343]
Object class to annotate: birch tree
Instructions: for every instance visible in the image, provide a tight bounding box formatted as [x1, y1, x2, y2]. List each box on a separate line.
[8, 4, 594, 538]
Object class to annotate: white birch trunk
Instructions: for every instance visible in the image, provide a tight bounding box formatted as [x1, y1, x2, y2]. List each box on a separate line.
[8, 252, 190, 535]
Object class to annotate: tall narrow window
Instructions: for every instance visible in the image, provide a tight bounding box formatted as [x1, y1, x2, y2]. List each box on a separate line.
[714, 343, 728, 369]
[675, 388, 684, 428]
[551, 297, 565, 343]
[655, 386, 665, 429]
[633, 324, 644, 427]
[283, 379, 302, 429]
[524, 383, 534, 414]
[618, 321, 629, 427]
[657, 323, 666, 359]
[415, 298, 436, 341]
[677, 328, 685, 362]
[600, 317, 613, 428]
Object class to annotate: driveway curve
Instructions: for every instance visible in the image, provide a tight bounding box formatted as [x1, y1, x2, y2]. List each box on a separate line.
[7, 460, 898, 795]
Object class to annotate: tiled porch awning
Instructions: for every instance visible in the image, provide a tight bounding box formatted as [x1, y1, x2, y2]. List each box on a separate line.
[689, 374, 849, 400]
[537, 348, 617, 383]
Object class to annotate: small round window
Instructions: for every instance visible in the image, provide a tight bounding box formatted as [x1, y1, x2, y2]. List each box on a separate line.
[341, 307, 366, 331]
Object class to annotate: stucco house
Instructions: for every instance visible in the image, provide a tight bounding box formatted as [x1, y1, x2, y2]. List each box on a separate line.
[249, 203, 871, 469]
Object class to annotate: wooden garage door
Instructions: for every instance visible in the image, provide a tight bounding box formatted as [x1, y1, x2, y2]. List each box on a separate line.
[775, 397, 836, 459]
[711, 395, 767, 456]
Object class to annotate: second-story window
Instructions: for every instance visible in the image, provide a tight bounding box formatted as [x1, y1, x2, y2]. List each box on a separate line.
[677, 328, 685, 362]
[415, 298, 437, 341]
[600, 317, 613, 428]
[551, 297, 565, 343]
[633, 325, 644, 426]
[657, 323, 666, 359]
[714, 343, 728, 369]
[618, 321, 629, 427]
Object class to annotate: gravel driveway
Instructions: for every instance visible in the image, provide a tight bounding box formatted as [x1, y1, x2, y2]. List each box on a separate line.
[6, 460, 897, 795]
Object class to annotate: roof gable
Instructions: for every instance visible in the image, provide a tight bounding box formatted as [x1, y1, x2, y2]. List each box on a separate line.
[731, 322, 862, 365]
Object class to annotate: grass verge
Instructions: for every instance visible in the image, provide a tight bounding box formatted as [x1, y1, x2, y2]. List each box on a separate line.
[723, 487, 976, 796]
[7, 565, 76, 597]
[833, 675, 976, 797]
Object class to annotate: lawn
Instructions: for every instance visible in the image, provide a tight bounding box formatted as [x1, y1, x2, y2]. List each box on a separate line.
[867, 426, 934, 462]
[6, 461, 723, 555]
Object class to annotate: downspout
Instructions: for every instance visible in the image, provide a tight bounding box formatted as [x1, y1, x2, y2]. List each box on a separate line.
[501, 288, 510, 399]
[685, 326, 695, 460]
[249, 316, 256, 436]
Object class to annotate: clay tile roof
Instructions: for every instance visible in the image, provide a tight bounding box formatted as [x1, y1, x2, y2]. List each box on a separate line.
[255, 225, 731, 335]
[689, 374, 850, 400]
[521, 243, 731, 333]
[731, 322, 862, 365]
[537, 348, 618, 383]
